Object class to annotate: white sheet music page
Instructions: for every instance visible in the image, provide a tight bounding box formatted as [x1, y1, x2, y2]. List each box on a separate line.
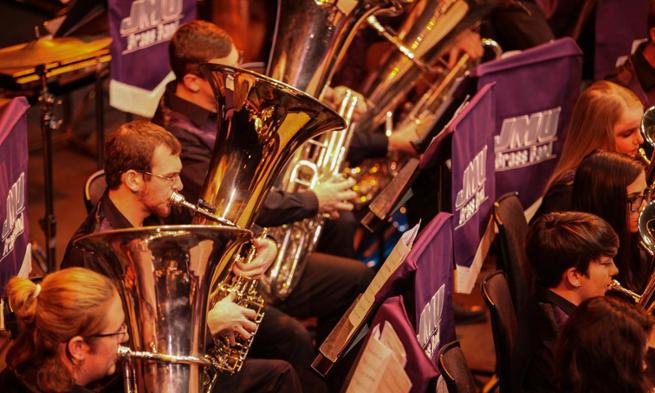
[345, 321, 412, 393]
[348, 223, 420, 327]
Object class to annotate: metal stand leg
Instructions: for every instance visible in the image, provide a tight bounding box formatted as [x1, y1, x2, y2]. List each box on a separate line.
[95, 64, 105, 169]
[37, 66, 59, 272]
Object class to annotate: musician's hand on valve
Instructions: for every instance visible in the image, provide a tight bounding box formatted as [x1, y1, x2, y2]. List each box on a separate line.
[313, 175, 357, 217]
[207, 293, 258, 343]
[446, 29, 483, 69]
[232, 237, 277, 279]
[323, 85, 369, 118]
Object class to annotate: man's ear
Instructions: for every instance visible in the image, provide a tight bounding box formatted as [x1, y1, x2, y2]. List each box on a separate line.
[67, 336, 88, 363]
[181, 73, 202, 93]
[122, 170, 143, 193]
[564, 267, 583, 288]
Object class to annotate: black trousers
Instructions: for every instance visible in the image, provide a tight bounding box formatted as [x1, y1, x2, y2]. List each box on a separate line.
[250, 252, 374, 392]
[213, 359, 302, 393]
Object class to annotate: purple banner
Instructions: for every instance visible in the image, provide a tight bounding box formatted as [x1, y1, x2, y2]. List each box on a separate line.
[595, 0, 648, 80]
[367, 295, 440, 393]
[406, 213, 455, 366]
[108, 0, 196, 117]
[450, 84, 496, 290]
[0, 97, 30, 297]
[474, 38, 582, 210]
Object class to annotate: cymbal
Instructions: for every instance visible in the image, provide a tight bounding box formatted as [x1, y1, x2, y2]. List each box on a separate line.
[0, 36, 111, 69]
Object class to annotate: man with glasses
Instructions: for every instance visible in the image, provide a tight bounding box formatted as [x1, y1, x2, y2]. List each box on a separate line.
[62, 120, 301, 393]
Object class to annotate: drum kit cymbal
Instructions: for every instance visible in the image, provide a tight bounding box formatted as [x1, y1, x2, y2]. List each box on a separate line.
[0, 34, 111, 271]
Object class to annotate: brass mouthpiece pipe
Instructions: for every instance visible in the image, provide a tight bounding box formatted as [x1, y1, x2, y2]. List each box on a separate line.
[608, 279, 641, 303]
[169, 192, 235, 227]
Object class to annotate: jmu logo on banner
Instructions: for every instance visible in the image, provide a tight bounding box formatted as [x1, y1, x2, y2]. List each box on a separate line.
[416, 284, 445, 360]
[1, 172, 25, 261]
[495, 107, 561, 171]
[455, 146, 488, 229]
[120, 0, 184, 54]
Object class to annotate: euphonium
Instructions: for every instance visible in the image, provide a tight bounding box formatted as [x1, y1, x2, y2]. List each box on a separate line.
[74, 225, 252, 393]
[262, 90, 360, 303]
[192, 64, 346, 373]
[355, 0, 500, 133]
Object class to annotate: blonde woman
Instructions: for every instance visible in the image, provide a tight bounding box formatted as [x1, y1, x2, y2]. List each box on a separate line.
[0, 267, 127, 392]
[537, 80, 644, 216]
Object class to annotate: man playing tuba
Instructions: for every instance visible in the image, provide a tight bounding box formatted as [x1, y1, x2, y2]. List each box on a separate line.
[62, 120, 302, 393]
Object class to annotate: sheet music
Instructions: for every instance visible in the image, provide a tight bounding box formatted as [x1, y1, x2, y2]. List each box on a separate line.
[346, 322, 412, 393]
[348, 223, 420, 326]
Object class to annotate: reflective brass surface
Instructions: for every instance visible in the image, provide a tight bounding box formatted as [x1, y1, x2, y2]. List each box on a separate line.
[357, 0, 499, 132]
[267, 0, 413, 98]
[194, 64, 346, 373]
[74, 225, 252, 393]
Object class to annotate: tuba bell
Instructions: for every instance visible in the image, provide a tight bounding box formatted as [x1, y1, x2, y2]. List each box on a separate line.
[74, 225, 251, 393]
[192, 64, 347, 374]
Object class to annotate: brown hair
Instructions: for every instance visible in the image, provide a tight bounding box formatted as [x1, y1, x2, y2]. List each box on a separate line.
[169, 20, 234, 80]
[527, 211, 619, 288]
[557, 296, 654, 393]
[547, 81, 642, 189]
[5, 267, 117, 392]
[104, 120, 181, 189]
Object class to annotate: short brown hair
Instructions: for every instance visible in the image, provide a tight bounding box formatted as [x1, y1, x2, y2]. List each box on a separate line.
[6, 268, 117, 392]
[104, 120, 181, 189]
[528, 211, 619, 288]
[169, 20, 234, 80]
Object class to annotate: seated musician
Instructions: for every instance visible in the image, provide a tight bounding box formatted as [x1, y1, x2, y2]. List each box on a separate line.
[62, 121, 301, 393]
[0, 267, 127, 393]
[535, 80, 644, 218]
[516, 211, 619, 393]
[556, 296, 655, 393]
[153, 20, 374, 392]
[156, 19, 359, 258]
[571, 151, 650, 293]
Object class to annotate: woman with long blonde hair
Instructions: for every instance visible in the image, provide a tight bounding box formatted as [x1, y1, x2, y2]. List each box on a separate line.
[0, 267, 127, 393]
[537, 80, 644, 216]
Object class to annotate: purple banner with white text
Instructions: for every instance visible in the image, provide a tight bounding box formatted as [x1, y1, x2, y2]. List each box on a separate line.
[108, 0, 196, 117]
[0, 97, 30, 297]
[474, 38, 582, 210]
[406, 213, 455, 367]
[450, 84, 496, 293]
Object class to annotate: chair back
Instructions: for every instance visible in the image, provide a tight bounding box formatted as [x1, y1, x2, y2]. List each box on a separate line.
[493, 192, 531, 314]
[481, 270, 517, 393]
[83, 169, 106, 213]
[437, 340, 479, 393]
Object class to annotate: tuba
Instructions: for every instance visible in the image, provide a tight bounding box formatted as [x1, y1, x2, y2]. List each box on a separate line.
[259, 0, 413, 302]
[193, 64, 346, 373]
[74, 225, 251, 393]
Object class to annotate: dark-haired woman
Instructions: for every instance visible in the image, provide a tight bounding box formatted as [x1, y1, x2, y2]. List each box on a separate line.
[0, 267, 127, 393]
[571, 151, 650, 292]
[557, 296, 654, 393]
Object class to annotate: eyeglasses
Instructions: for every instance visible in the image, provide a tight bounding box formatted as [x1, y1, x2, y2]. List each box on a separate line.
[87, 323, 128, 340]
[627, 191, 651, 213]
[140, 171, 180, 185]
